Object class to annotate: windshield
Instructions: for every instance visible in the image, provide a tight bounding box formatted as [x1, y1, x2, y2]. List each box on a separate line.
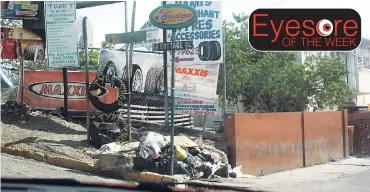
[1, 1, 370, 192]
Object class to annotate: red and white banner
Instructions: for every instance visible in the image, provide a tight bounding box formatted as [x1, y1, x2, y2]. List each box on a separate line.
[17, 70, 116, 111]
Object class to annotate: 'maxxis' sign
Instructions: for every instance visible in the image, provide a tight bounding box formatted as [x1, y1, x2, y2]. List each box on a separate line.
[248, 9, 362, 51]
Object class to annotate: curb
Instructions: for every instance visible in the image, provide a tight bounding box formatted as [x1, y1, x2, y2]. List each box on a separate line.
[1, 146, 95, 173]
[1, 146, 180, 183]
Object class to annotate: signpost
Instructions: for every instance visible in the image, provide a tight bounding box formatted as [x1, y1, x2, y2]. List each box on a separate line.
[149, 3, 198, 175]
[45, 1, 78, 121]
[153, 41, 193, 51]
[106, 31, 146, 45]
[105, 31, 146, 44]
[105, 28, 146, 141]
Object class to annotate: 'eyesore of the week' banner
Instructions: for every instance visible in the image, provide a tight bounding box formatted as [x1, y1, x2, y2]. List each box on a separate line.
[17, 70, 116, 111]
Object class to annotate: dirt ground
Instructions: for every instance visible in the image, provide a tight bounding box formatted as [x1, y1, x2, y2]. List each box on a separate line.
[1, 113, 97, 161]
[1, 110, 227, 162]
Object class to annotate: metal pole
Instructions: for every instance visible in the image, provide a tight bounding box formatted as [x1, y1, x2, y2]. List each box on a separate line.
[62, 68, 68, 121]
[124, 1, 130, 140]
[222, 27, 227, 138]
[19, 58, 24, 104]
[162, 1, 169, 132]
[125, 1, 131, 135]
[83, 17, 90, 142]
[202, 115, 207, 134]
[127, 1, 137, 141]
[170, 29, 176, 176]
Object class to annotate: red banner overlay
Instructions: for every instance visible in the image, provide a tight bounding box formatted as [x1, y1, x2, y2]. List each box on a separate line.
[17, 71, 117, 111]
[249, 9, 361, 51]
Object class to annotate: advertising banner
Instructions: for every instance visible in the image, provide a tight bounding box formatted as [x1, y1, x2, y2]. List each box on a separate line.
[1, 27, 45, 61]
[165, 1, 223, 66]
[45, 1, 79, 68]
[133, 21, 163, 51]
[1, 1, 42, 20]
[174, 97, 217, 116]
[167, 63, 219, 102]
[17, 71, 117, 111]
[96, 49, 218, 101]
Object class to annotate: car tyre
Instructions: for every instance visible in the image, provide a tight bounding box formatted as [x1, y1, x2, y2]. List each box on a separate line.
[24, 44, 44, 61]
[144, 66, 163, 94]
[122, 65, 143, 92]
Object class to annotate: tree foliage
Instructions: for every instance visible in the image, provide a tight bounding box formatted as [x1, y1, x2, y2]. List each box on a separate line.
[101, 41, 115, 49]
[78, 49, 99, 71]
[219, 13, 352, 112]
[78, 41, 114, 71]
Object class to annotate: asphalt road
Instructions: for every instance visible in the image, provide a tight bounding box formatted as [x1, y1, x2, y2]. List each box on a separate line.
[2, 154, 370, 192]
[274, 168, 370, 192]
[314, 169, 370, 192]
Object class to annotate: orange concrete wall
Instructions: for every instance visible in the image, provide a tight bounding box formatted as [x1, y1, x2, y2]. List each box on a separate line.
[226, 111, 347, 176]
[226, 112, 303, 176]
[304, 111, 347, 166]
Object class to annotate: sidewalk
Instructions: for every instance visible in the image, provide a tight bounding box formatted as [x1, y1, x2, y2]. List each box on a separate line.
[224, 156, 370, 191]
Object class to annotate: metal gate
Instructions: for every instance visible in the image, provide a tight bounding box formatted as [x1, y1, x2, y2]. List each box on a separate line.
[348, 111, 370, 155]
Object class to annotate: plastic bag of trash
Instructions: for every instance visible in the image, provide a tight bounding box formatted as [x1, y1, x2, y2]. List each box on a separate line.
[86, 142, 122, 157]
[138, 132, 169, 160]
[229, 165, 259, 179]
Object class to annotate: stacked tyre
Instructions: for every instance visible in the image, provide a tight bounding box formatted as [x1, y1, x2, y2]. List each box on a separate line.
[23, 44, 45, 61]
[88, 75, 129, 148]
[198, 41, 222, 61]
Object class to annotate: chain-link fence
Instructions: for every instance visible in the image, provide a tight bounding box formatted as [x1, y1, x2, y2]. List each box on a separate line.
[0, 53, 195, 128]
[1, 87, 18, 104]
[0, 49, 238, 131]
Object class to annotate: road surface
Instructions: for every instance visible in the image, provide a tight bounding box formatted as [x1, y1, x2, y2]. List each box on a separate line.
[2, 154, 370, 192]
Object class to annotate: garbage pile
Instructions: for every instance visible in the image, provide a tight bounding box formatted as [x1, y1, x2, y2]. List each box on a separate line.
[133, 132, 241, 179]
[1, 100, 30, 122]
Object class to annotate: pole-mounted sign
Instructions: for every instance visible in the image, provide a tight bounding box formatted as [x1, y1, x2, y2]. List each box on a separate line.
[149, 4, 198, 29]
[149, 3, 198, 176]
[153, 41, 193, 51]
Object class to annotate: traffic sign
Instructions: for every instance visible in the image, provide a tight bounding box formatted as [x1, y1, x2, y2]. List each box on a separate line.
[105, 31, 146, 44]
[153, 41, 193, 51]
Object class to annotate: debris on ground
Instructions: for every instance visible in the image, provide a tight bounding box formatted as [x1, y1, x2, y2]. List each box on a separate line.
[229, 165, 259, 179]
[86, 142, 138, 158]
[1, 100, 236, 182]
[130, 131, 238, 180]
[139, 132, 169, 160]
[1, 100, 31, 122]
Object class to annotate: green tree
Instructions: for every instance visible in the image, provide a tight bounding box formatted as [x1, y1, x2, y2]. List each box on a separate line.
[303, 53, 352, 111]
[219, 13, 351, 112]
[78, 42, 115, 71]
[101, 41, 115, 49]
[78, 49, 99, 71]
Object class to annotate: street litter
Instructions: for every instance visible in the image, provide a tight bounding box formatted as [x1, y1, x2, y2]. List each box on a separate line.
[86, 142, 123, 157]
[138, 132, 169, 160]
[132, 131, 242, 180]
[229, 165, 259, 179]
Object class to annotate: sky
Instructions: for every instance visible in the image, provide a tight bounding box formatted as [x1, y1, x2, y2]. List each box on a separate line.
[76, 0, 370, 47]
